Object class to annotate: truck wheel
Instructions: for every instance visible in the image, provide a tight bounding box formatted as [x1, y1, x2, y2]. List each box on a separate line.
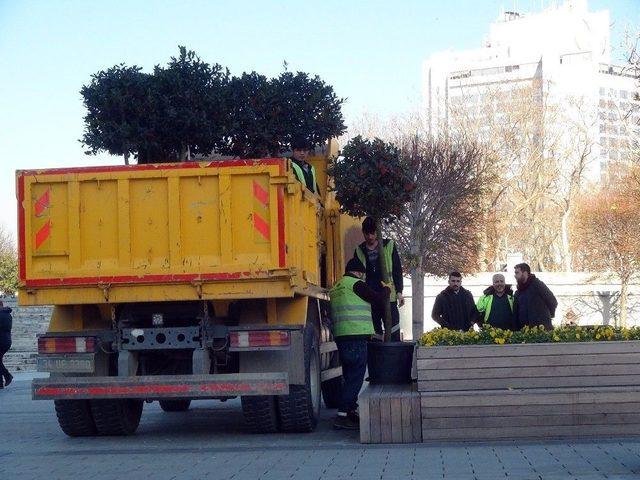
[321, 376, 343, 409]
[54, 400, 97, 437]
[241, 396, 279, 433]
[277, 324, 320, 432]
[159, 399, 191, 412]
[90, 399, 143, 435]
[321, 344, 343, 409]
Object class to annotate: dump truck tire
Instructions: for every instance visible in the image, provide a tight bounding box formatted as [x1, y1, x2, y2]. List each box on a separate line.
[159, 399, 191, 412]
[321, 343, 343, 409]
[241, 396, 279, 433]
[90, 399, 143, 435]
[54, 400, 97, 437]
[277, 324, 320, 432]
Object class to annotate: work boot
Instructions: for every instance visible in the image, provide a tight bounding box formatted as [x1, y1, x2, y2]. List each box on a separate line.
[333, 414, 359, 431]
[3, 373, 12, 387]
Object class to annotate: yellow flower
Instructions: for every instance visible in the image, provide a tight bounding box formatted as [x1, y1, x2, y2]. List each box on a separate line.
[595, 333, 601, 340]
[494, 338, 505, 344]
[553, 335, 560, 341]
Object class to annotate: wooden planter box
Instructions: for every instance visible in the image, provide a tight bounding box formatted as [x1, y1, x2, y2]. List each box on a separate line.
[417, 341, 640, 441]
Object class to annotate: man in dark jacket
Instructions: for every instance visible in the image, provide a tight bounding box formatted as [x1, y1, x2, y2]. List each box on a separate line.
[353, 217, 404, 341]
[0, 301, 13, 387]
[513, 263, 558, 330]
[431, 272, 478, 331]
[476, 273, 517, 331]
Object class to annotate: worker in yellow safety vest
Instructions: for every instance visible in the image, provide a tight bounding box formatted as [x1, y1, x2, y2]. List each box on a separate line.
[289, 136, 319, 195]
[354, 217, 404, 341]
[330, 258, 390, 430]
[476, 273, 517, 331]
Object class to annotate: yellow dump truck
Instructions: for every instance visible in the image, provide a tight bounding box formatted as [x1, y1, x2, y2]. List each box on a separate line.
[19, 145, 362, 435]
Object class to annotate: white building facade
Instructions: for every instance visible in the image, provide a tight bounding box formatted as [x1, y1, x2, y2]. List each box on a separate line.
[423, 0, 638, 182]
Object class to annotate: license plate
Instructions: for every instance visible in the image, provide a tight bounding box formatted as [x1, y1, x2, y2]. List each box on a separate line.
[37, 354, 95, 373]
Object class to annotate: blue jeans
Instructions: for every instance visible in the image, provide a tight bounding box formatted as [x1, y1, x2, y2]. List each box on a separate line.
[336, 338, 368, 414]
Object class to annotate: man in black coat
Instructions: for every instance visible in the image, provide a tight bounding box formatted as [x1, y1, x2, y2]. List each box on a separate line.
[513, 263, 558, 331]
[0, 301, 13, 387]
[431, 272, 478, 331]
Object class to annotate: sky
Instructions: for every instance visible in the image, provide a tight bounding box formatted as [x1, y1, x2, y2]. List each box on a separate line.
[0, 0, 638, 240]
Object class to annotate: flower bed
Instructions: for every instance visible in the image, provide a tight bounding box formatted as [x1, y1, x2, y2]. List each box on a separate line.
[417, 326, 640, 441]
[420, 325, 640, 347]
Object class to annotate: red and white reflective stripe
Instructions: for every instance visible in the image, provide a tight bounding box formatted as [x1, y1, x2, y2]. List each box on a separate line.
[229, 330, 290, 348]
[38, 336, 96, 354]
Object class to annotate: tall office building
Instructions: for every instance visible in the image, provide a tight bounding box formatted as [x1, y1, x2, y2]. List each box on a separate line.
[423, 0, 638, 182]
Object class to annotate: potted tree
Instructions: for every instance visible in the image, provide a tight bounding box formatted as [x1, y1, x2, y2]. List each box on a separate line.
[330, 136, 415, 383]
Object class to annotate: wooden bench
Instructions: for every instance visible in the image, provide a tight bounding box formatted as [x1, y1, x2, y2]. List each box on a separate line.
[417, 341, 640, 442]
[358, 383, 422, 444]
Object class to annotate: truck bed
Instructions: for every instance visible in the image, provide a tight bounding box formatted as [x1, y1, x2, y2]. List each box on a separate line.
[17, 159, 321, 305]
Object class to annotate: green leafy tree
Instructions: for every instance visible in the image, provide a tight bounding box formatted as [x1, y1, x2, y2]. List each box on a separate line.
[150, 46, 229, 162]
[329, 136, 413, 341]
[0, 227, 18, 296]
[81, 49, 346, 162]
[218, 72, 280, 157]
[81, 47, 229, 163]
[80, 64, 154, 164]
[274, 71, 346, 150]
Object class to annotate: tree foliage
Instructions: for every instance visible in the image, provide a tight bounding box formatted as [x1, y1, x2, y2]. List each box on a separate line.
[572, 178, 640, 327]
[329, 136, 412, 220]
[390, 135, 487, 277]
[80, 47, 346, 163]
[274, 71, 346, 150]
[0, 226, 18, 296]
[219, 72, 280, 158]
[80, 64, 153, 163]
[150, 47, 229, 161]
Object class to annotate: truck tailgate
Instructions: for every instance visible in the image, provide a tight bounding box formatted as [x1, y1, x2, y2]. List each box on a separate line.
[17, 159, 321, 305]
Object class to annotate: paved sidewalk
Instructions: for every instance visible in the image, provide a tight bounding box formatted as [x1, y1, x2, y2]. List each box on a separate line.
[1, 377, 640, 479]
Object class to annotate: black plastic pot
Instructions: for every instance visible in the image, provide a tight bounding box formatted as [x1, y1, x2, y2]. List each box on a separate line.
[367, 341, 416, 384]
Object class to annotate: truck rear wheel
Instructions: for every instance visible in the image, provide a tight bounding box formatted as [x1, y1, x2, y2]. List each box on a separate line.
[277, 324, 320, 432]
[90, 399, 143, 435]
[159, 399, 191, 412]
[54, 400, 97, 437]
[241, 395, 279, 433]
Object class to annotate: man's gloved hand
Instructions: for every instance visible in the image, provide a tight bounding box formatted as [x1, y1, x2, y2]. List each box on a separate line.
[397, 293, 405, 308]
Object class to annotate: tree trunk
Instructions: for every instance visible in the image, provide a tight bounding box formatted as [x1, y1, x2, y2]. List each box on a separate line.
[619, 280, 629, 329]
[179, 143, 188, 161]
[410, 265, 424, 341]
[124, 152, 130, 166]
[376, 223, 393, 342]
[560, 206, 572, 272]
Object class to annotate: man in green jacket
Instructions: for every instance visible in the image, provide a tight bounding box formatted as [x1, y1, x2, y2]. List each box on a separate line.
[476, 273, 517, 331]
[330, 258, 390, 430]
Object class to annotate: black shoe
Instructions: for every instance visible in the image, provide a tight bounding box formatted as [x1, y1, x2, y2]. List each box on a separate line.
[3, 373, 12, 387]
[333, 414, 359, 431]
[348, 410, 360, 423]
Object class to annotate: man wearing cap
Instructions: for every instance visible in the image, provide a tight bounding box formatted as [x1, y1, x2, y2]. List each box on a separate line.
[330, 258, 390, 430]
[289, 136, 319, 195]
